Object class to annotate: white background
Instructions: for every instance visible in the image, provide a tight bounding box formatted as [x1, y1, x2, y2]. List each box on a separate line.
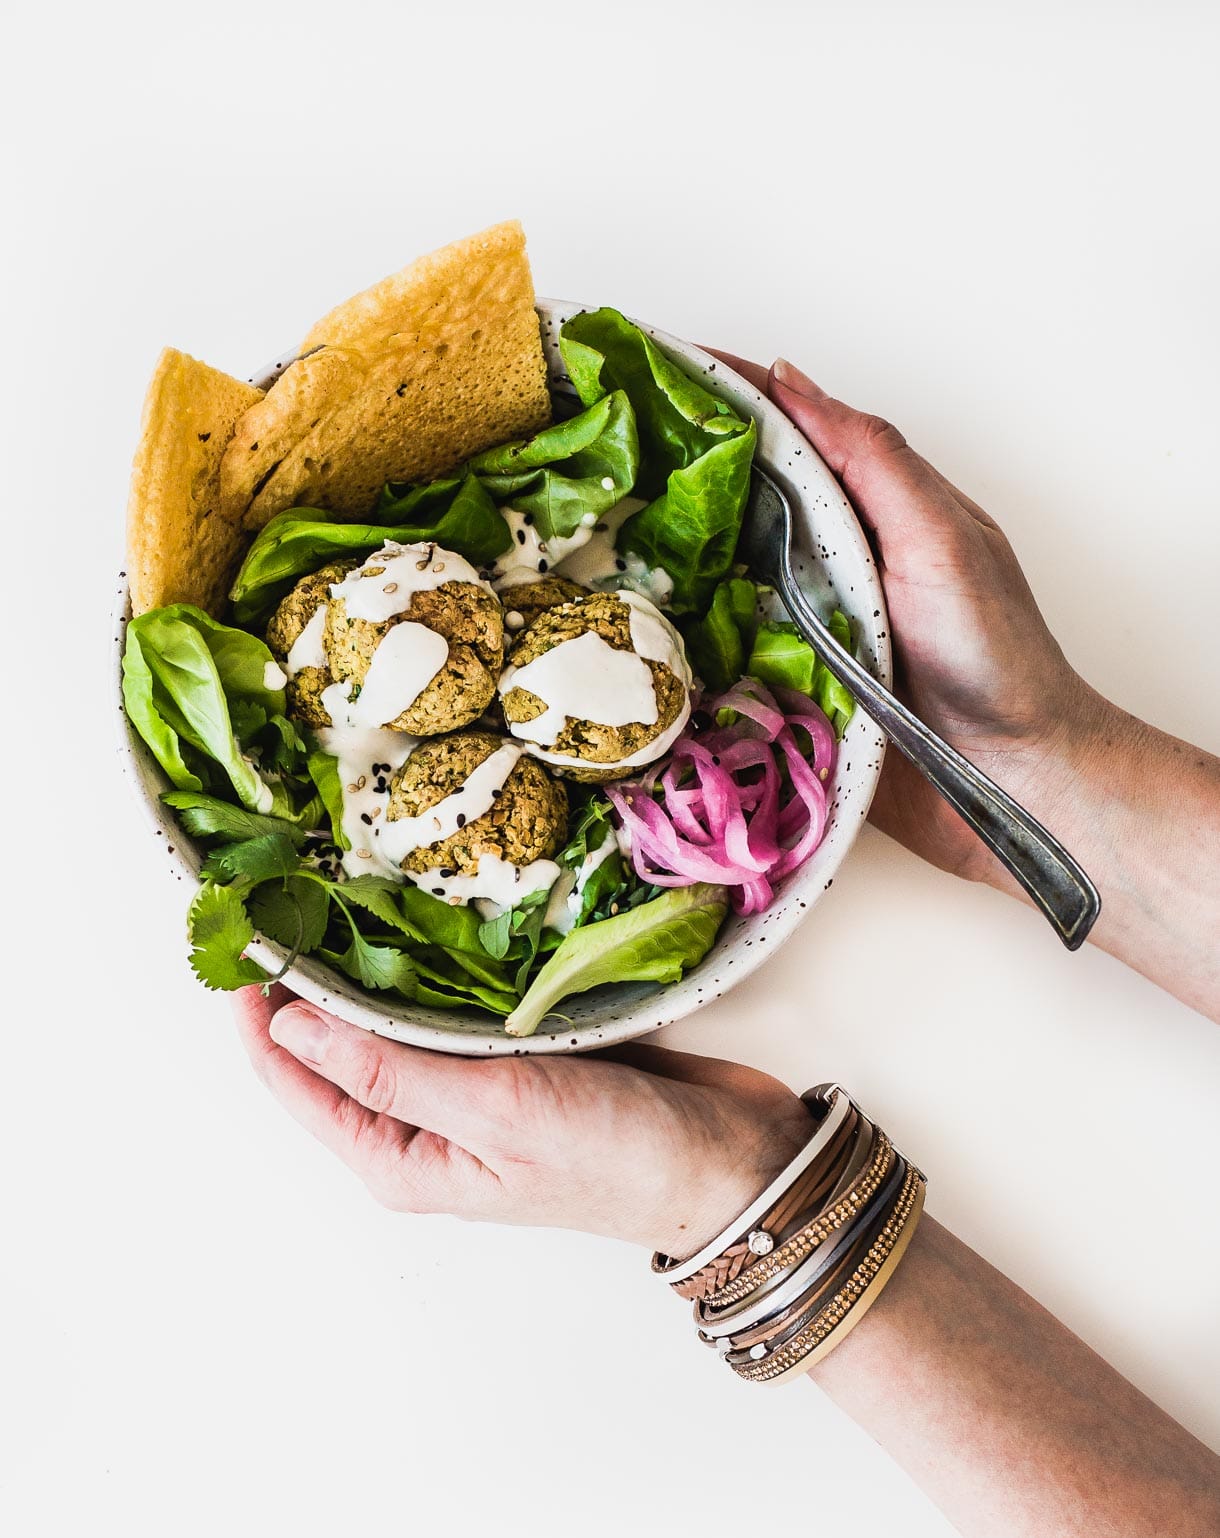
[4, 3, 1219, 1534]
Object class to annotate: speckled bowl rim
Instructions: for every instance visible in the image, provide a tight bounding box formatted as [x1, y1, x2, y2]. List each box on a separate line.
[113, 298, 891, 1054]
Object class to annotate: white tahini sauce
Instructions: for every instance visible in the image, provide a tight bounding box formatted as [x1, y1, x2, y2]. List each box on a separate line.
[379, 743, 523, 863]
[321, 622, 449, 731]
[331, 540, 492, 620]
[493, 508, 597, 591]
[408, 854, 561, 908]
[314, 726, 420, 880]
[497, 591, 693, 773]
[285, 607, 327, 676]
[263, 659, 288, 692]
[499, 631, 658, 745]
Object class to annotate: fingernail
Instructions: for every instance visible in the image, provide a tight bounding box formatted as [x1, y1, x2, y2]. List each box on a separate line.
[270, 1004, 331, 1065]
[772, 358, 827, 401]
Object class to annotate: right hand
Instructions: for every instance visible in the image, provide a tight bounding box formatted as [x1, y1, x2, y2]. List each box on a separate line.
[716, 353, 1115, 888]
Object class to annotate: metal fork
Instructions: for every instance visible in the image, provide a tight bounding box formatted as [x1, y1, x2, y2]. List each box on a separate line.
[741, 467, 1101, 950]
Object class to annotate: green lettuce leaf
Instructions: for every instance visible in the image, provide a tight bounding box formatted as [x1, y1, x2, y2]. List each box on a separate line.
[560, 310, 746, 495]
[683, 576, 757, 691]
[558, 308, 756, 612]
[747, 611, 857, 736]
[229, 473, 511, 624]
[123, 606, 294, 817]
[467, 390, 639, 543]
[504, 883, 728, 1037]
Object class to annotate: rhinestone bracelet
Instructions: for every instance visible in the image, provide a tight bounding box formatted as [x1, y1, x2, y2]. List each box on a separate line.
[731, 1164, 926, 1383]
[652, 1084, 852, 1293]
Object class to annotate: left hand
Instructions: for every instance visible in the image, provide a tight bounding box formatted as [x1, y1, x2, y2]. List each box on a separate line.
[234, 987, 812, 1257]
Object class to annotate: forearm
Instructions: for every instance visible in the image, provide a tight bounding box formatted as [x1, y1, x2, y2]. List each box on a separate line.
[992, 690, 1220, 1022]
[809, 1218, 1220, 1538]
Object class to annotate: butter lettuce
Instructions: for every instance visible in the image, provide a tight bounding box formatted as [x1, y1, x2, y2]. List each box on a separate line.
[123, 605, 301, 818]
[748, 611, 856, 736]
[230, 473, 510, 624]
[683, 576, 758, 692]
[467, 389, 639, 542]
[559, 308, 756, 611]
[504, 883, 728, 1038]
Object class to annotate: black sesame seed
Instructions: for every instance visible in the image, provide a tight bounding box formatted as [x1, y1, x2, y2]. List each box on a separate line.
[456, 813, 467, 828]
[440, 867, 456, 878]
[360, 812, 372, 825]
[491, 789, 502, 799]
[615, 559, 626, 572]
[432, 887, 446, 897]
[516, 529, 527, 545]
[538, 559, 548, 572]
[452, 784, 464, 793]
[523, 513, 534, 525]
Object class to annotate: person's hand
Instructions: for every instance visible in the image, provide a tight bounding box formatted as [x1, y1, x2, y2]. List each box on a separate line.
[714, 353, 1119, 888]
[234, 985, 812, 1254]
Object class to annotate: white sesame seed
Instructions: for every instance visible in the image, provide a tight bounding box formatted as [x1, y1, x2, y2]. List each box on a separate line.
[600, 476, 615, 490]
[356, 848, 372, 859]
[382, 582, 398, 593]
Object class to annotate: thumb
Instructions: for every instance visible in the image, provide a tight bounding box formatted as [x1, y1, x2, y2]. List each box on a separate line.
[768, 359, 970, 573]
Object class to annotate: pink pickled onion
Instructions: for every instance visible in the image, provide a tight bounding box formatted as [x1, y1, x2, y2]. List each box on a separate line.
[605, 678, 837, 915]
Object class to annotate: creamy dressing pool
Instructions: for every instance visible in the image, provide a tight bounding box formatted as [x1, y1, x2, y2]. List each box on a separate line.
[501, 631, 660, 745]
[333, 541, 491, 620]
[314, 726, 420, 880]
[408, 854, 561, 909]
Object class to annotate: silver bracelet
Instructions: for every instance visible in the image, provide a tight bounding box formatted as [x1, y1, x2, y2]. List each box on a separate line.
[697, 1151, 905, 1340]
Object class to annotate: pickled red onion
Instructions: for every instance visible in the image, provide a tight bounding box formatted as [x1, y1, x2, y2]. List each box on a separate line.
[605, 679, 837, 915]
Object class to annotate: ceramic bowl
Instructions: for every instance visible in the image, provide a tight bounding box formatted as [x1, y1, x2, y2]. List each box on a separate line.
[115, 298, 891, 1054]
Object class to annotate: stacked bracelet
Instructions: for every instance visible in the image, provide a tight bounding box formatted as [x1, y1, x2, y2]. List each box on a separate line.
[651, 1084, 925, 1384]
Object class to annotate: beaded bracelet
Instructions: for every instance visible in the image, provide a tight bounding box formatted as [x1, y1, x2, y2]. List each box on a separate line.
[653, 1084, 926, 1383]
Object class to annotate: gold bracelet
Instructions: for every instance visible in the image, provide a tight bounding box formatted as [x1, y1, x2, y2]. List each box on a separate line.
[731, 1166, 925, 1383]
[704, 1128, 894, 1310]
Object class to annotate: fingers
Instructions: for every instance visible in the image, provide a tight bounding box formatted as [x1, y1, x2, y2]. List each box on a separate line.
[234, 986, 410, 1171]
[262, 998, 514, 1151]
[705, 347, 771, 394]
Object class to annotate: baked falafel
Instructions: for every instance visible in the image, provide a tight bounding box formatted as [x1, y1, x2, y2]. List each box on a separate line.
[264, 559, 355, 727]
[324, 541, 503, 734]
[498, 591, 692, 783]
[383, 731, 568, 877]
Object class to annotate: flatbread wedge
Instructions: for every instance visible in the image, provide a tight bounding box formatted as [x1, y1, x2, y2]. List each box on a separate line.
[126, 349, 264, 615]
[220, 219, 552, 529]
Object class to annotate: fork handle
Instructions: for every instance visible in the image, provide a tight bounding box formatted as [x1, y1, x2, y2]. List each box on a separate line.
[778, 570, 1101, 950]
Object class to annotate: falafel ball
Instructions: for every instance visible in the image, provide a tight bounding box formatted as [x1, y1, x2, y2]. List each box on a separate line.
[264, 560, 356, 728]
[324, 542, 503, 735]
[497, 575, 589, 634]
[498, 591, 692, 783]
[384, 731, 568, 877]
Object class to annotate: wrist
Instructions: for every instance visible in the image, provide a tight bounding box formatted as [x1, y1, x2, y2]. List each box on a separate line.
[974, 677, 1132, 899]
[649, 1097, 815, 1259]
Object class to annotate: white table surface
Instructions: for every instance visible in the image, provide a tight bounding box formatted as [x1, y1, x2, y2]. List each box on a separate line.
[5, 4, 1219, 1534]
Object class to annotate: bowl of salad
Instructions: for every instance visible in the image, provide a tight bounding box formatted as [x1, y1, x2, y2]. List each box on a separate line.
[117, 270, 890, 1054]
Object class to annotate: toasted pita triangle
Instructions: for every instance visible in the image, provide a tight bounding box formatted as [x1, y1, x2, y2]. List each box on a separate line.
[126, 349, 263, 615]
[220, 220, 551, 528]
